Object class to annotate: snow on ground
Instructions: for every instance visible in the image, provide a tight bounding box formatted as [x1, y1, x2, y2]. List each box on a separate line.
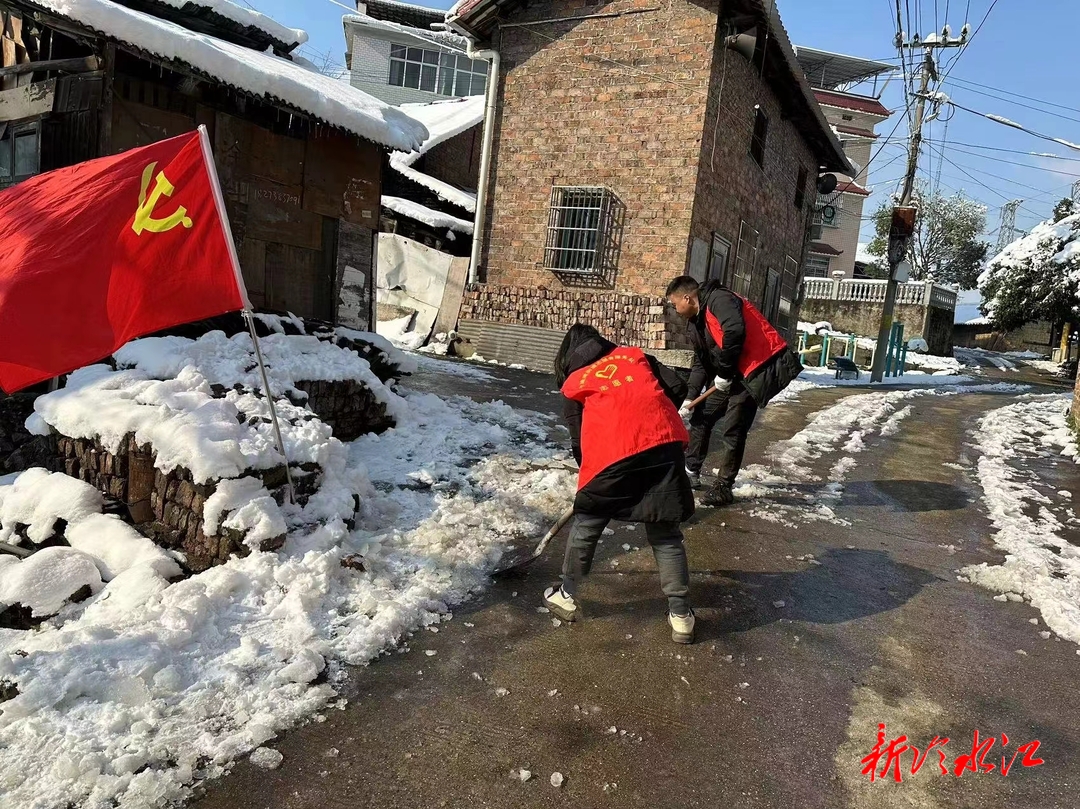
[741, 383, 1029, 526]
[31, 0, 425, 151]
[962, 395, 1080, 644]
[0, 342, 574, 809]
[771, 366, 978, 403]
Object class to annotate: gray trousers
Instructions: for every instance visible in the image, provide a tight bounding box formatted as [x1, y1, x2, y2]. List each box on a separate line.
[560, 514, 691, 616]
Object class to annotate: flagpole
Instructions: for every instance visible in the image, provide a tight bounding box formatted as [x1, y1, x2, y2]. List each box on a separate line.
[197, 125, 295, 505]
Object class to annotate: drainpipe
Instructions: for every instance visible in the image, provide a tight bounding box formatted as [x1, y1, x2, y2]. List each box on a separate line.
[464, 40, 500, 285]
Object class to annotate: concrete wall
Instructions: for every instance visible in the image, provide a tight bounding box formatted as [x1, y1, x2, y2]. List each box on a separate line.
[800, 299, 954, 356]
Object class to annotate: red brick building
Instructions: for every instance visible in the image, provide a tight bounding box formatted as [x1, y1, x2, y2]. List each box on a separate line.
[447, 0, 850, 367]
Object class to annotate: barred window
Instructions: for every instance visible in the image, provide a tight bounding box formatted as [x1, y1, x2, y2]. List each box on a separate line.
[731, 221, 759, 298]
[803, 255, 831, 278]
[544, 186, 614, 274]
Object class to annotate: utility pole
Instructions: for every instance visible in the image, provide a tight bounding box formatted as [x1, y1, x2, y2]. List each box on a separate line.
[870, 25, 968, 382]
[995, 200, 1023, 254]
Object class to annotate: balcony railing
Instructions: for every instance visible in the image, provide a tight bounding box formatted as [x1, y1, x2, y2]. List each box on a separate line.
[802, 277, 957, 311]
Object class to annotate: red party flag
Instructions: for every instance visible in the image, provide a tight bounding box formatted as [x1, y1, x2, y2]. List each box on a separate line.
[0, 127, 249, 392]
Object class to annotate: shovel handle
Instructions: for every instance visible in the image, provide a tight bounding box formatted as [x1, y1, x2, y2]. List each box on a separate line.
[687, 385, 718, 411]
[531, 506, 576, 560]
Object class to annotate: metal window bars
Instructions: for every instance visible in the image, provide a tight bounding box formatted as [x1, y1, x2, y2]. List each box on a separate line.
[544, 186, 618, 283]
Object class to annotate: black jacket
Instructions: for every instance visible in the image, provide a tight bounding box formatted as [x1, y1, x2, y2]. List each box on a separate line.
[562, 337, 694, 524]
[685, 281, 803, 408]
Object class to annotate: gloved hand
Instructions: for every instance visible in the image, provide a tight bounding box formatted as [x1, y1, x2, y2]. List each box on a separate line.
[678, 399, 694, 425]
[714, 376, 732, 392]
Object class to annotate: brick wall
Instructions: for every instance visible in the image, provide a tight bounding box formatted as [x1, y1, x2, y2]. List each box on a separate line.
[689, 43, 819, 330]
[479, 0, 717, 303]
[422, 126, 482, 192]
[459, 284, 684, 349]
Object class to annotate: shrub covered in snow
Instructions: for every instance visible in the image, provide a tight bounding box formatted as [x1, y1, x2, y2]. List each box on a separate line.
[979, 213, 1080, 330]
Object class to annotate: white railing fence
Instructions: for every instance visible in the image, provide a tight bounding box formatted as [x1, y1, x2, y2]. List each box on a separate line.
[802, 278, 956, 311]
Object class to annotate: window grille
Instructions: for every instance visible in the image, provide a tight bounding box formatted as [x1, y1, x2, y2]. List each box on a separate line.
[544, 186, 616, 278]
[0, 121, 39, 190]
[803, 255, 831, 278]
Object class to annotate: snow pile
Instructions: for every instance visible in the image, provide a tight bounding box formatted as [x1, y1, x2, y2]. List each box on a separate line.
[0, 362, 575, 808]
[29, 330, 409, 489]
[114, 330, 398, 404]
[382, 195, 474, 234]
[203, 477, 286, 549]
[0, 468, 103, 545]
[32, 0, 426, 151]
[963, 396, 1080, 643]
[0, 468, 181, 580]
[0, 547, 103, 618]
[154, 0, 307, 47]
[904, 352, 965, 374]
[377, 314, 428, 352]
[344, 13, 469, 51]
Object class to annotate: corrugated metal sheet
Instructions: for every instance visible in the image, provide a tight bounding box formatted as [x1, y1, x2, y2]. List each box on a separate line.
[457, 320, 564, 373]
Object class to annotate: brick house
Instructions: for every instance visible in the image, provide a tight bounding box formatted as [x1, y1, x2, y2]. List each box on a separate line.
[0, 0, 426, 330]
[446, 0, 850, 368]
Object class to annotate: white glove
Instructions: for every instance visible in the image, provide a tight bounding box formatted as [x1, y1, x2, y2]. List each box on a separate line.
[714, 376, 732, 392]
[678, 400, 693, 424]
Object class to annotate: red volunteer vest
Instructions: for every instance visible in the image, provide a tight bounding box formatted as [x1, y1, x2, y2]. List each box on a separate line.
[562, 346, 689, 490]
[704, 294, 788, 380]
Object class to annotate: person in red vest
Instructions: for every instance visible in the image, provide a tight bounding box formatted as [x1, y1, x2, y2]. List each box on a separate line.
[665, 276, 803, 507]
[544, 324, 697, 644]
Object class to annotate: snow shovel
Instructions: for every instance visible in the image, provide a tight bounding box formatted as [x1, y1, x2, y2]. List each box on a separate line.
[493, 505, 575, 575]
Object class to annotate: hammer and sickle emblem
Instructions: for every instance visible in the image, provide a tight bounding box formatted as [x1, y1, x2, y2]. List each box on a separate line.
[595, 364, 619, 380]
[132, 162, 194, 236]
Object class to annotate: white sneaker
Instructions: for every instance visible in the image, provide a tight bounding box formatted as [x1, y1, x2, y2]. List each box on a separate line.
[668, 610, 695, 644]
[685, 466, 701, 488]
[543, 586, 579, 622]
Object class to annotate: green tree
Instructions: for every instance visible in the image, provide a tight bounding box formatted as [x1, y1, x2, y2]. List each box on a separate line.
[1053, 197, 1076, 223]
[866, 189, 989, 289]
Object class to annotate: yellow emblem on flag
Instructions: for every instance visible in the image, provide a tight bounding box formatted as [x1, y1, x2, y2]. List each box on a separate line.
[133, 162, 194, 236]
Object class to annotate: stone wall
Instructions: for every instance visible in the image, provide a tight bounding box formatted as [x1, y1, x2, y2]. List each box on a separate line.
[952, 321, 1054, 354]
[799, 299, 954, 356]
[0, 395, 58, 475]
[54, 434, 291, 573]
[459, 284, 690, 350]
[297, 379, 395, 442]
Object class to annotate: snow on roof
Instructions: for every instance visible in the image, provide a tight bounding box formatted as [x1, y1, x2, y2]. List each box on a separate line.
[27, 0, 427, 150]
[382, 195, 474, 234]
[154, 0, 307, 48]
[344, 13, 470, 51]
[387, 96, 484, 212]
[390, 157, 477, 212]
[396, 96, 485, 157]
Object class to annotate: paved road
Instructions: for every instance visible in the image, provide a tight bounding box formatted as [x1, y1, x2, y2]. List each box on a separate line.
[193, 362, 1078, 809]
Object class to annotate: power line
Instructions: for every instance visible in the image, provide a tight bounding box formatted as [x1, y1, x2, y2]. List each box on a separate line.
[943, 80, 1080, 126]
[919, 139, 1080, 162]
[946, 98, 1080, 153]
[947, 74, 1080, 116]
[940, 144, 1080, 178]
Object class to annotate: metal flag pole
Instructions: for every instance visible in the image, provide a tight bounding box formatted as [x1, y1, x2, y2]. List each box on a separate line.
[197, 125, 295, 505]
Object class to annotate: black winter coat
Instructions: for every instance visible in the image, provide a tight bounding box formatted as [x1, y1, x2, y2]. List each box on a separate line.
[562, 337, 695, 524]
[686, 281, 803, 408]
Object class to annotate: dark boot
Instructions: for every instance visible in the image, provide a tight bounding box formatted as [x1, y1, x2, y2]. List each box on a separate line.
[700, 480, 735, 507]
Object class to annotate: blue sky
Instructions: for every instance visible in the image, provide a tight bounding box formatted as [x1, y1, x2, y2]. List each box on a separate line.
[251, 0, 1079, 243]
